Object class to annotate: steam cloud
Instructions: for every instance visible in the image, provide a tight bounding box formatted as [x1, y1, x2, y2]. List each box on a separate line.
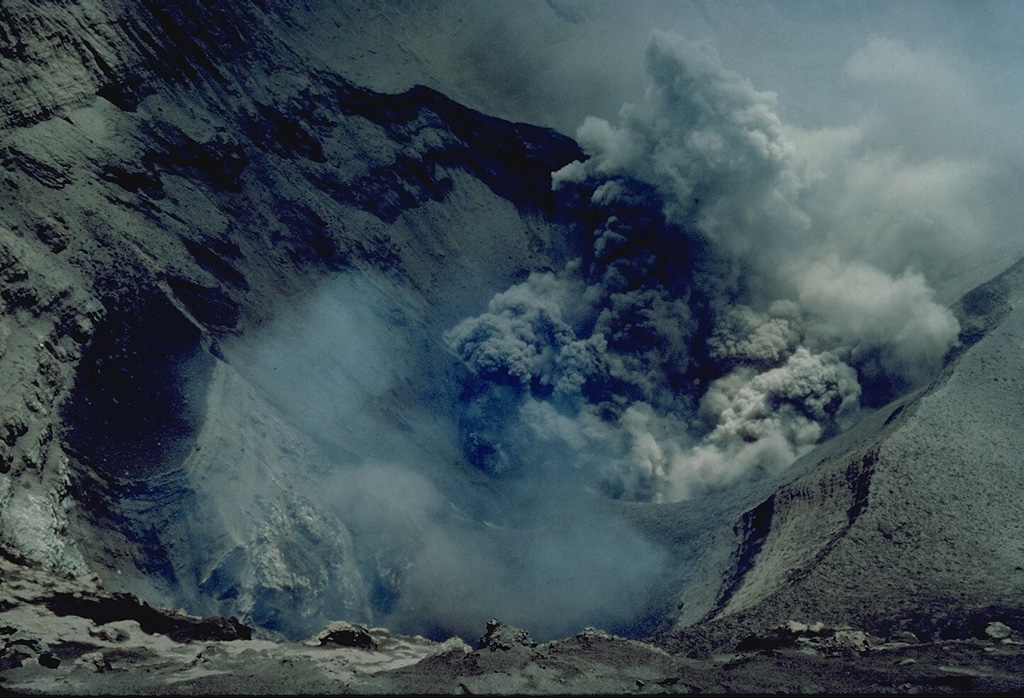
[446, 30, 961, 503]
[224, 275, 667, 642]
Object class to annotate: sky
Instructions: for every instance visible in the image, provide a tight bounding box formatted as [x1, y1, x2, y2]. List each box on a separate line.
[453, 0, 1024, 136]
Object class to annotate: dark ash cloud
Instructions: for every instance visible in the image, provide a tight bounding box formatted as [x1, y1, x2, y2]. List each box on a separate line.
[447, 28, 964, 503]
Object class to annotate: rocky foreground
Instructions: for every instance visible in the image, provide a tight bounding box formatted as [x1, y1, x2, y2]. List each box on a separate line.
[3, 554, 1024, 695]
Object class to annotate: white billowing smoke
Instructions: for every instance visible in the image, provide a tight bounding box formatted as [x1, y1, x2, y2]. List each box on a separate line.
[794, 257, 960, 387]
[447, 30, 962, 503]
[789, 34, 1016, 287]
[552, 31, 809, 258]
[681, 348, 861, 499]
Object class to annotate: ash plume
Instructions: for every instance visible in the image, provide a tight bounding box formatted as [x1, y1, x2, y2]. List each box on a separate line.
[446, 30, 962, 503]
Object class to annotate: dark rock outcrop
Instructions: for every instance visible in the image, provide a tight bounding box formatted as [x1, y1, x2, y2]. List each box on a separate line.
[45, 591, 251, 643]
[478, 619, 537, 652]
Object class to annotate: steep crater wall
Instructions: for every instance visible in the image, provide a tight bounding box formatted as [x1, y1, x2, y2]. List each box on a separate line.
[0, 0, 595, 640]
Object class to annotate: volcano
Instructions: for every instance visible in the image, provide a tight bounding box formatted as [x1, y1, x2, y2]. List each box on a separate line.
[3, 1, 1024, 694]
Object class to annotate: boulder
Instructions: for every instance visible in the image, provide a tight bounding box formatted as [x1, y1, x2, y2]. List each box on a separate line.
[985, 622, 1013, 640]
[316, 622, 377, 650]
[478, 619, 537, 652]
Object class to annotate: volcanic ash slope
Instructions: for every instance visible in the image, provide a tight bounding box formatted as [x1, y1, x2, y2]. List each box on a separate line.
[671, 254, 1024, 649]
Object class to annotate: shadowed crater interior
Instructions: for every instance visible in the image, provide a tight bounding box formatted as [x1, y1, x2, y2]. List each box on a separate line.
[61, 292, 214, 481]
